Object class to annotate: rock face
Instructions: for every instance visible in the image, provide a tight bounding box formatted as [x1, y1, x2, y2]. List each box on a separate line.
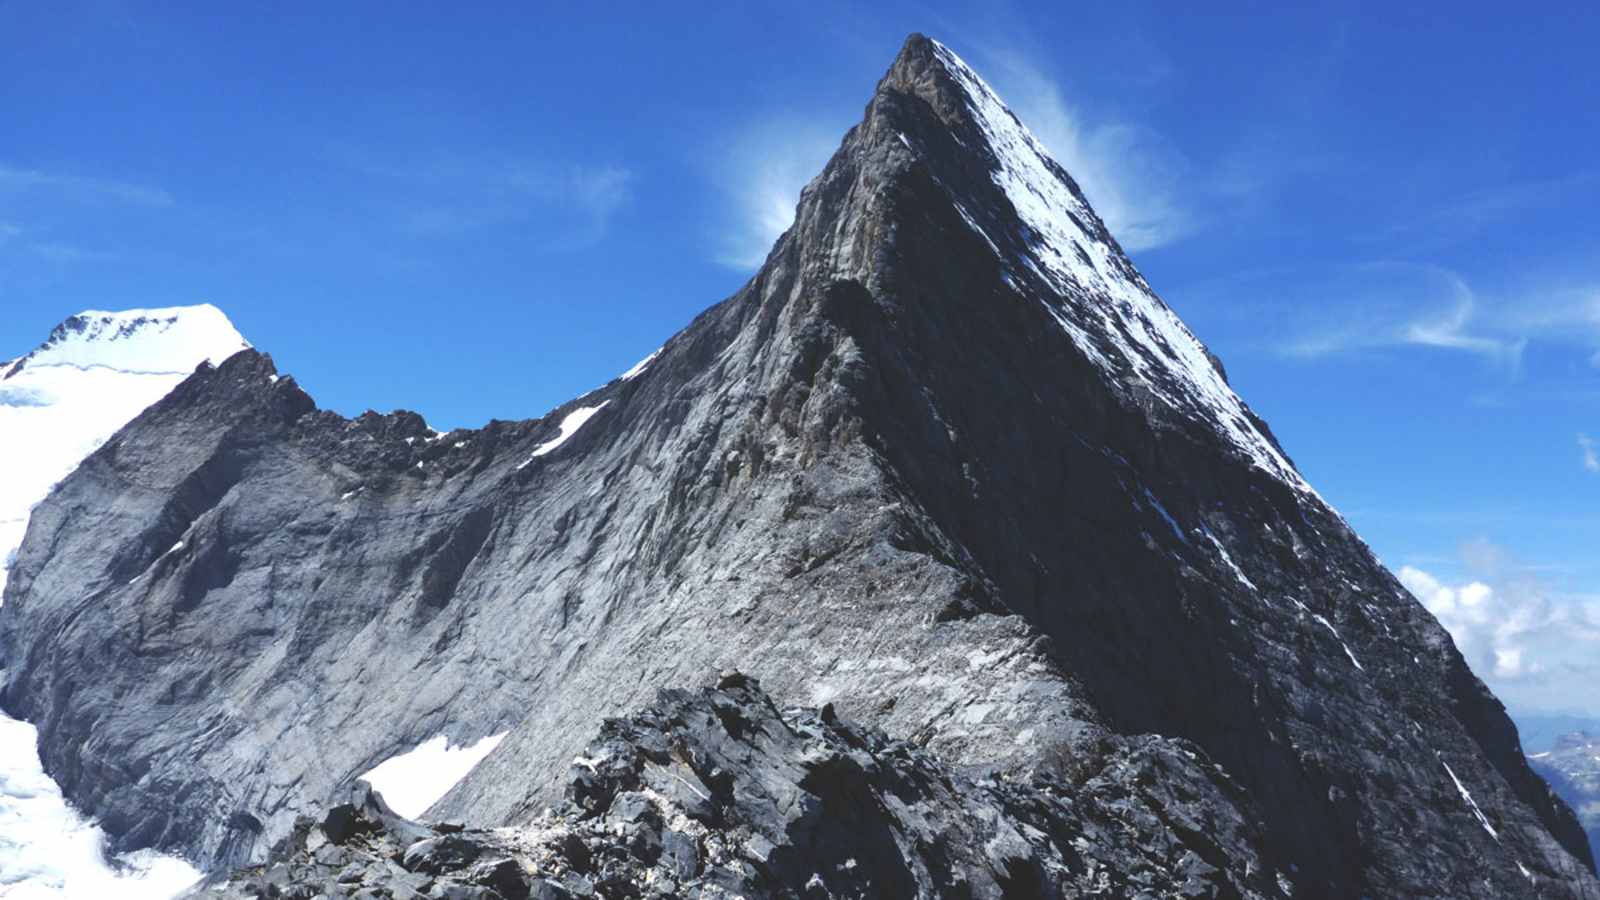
[1531, 734, 1600, 866]
[2, 34, 1596, 898]
[193, 676, 1282, 899]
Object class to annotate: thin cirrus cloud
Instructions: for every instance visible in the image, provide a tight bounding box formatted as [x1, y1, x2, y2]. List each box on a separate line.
[0, 163, 174, 207]
[1399, 541, 1600, 716]
[1269, 262, 1600, 371]
[343, 149, 634, 251]
[711, 117, 844, 269]
[1580, 434, 1598, 473]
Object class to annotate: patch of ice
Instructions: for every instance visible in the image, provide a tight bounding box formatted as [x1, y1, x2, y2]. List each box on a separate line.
[358, 732, 509, 819]
[1141, 488, 1186, 544]
[1311, 613, 1365, 671]
[1203, 529, 1256, 590]
[517, 402, 610, 469]
[619, 349, 661, 382]
[1440, 758, 1500, 842]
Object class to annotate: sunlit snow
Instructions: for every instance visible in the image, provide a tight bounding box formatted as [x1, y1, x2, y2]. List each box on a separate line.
[516, 401, 610, 469]
[358, 732, 508, 819]
[619, 348, 661, 382]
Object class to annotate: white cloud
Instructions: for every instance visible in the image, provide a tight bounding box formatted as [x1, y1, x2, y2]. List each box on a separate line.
[1397, 270, 1526, 368]
[1399, 546, 1600, 715]
[1272, 262, 1585, 369]
[0, 164, 173, 207]
[1580, 434, 1598, 473]
[713, 117, 841, 269]
[983, 53, 1192, 253]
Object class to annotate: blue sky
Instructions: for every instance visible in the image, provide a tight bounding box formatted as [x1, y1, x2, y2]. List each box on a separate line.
[3, 2, 1597, 715]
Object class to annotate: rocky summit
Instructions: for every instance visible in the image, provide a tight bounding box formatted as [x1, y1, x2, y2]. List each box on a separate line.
[2, 34, 1597, 898]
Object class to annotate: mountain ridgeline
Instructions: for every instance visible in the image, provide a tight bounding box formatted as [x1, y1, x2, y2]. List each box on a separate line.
[2, 35, 1595, 898]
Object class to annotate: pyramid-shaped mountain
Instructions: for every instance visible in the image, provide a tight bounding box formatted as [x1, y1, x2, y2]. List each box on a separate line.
[2, 35, 1595, 898]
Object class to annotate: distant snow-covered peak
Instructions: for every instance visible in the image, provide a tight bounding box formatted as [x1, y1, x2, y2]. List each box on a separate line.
[1, 304, 252, 601]
[16, 303, 249, 377]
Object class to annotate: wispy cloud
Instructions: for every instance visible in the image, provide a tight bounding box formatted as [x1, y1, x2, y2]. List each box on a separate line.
[0, 223, 120, 265]
[27, 241, 120, 264]
[1400, 541, 1600, 715]
[712, 117, 842, 269]
[981, 50, 1193, 253]
[1580, 434, 1599, 473]
[0, 163, 173, 207]
[1378, 171, 1600, 253]
[1397, 272, 1527, 369]
[1272, 262, 1595, 370]
[341, 149, 634, 251]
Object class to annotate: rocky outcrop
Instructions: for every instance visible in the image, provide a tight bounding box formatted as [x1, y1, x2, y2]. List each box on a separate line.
[3, 34, 1596, 898]
[192, 675, 1281, 899]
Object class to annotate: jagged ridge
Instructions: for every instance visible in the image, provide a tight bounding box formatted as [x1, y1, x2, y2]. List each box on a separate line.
[193, 675, 1279, 899]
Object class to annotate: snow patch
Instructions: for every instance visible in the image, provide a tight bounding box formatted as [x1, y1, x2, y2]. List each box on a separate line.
[358, 732, 509, 820]
[1440, 758, 1500, 842]
[1310, 614, 1365, 671]
[1141, 488, 1186, 544]
[619, 349, 661, 382]
[517, 402, 610, 469]
[1203, 529, 1256, 590]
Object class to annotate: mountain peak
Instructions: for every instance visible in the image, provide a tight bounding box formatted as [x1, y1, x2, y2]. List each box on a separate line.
[12, 303, 249, 378]
[4, 35, 1597, 898]
[841, 37, 1311, 493]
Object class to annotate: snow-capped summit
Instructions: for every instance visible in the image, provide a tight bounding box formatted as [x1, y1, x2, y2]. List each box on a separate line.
[1, 304, 250, 599]
[7, 303, 249, 378]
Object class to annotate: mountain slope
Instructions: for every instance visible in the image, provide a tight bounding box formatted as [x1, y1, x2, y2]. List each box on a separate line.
[0, 305, 247, 896]
[2, 36, 1595, 898]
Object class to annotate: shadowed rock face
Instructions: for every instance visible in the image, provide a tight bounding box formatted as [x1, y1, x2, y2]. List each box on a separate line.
[1531, 734, 1600, 865]
[192, 676, 1281, 899]
[2, 34, 1596, 898]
